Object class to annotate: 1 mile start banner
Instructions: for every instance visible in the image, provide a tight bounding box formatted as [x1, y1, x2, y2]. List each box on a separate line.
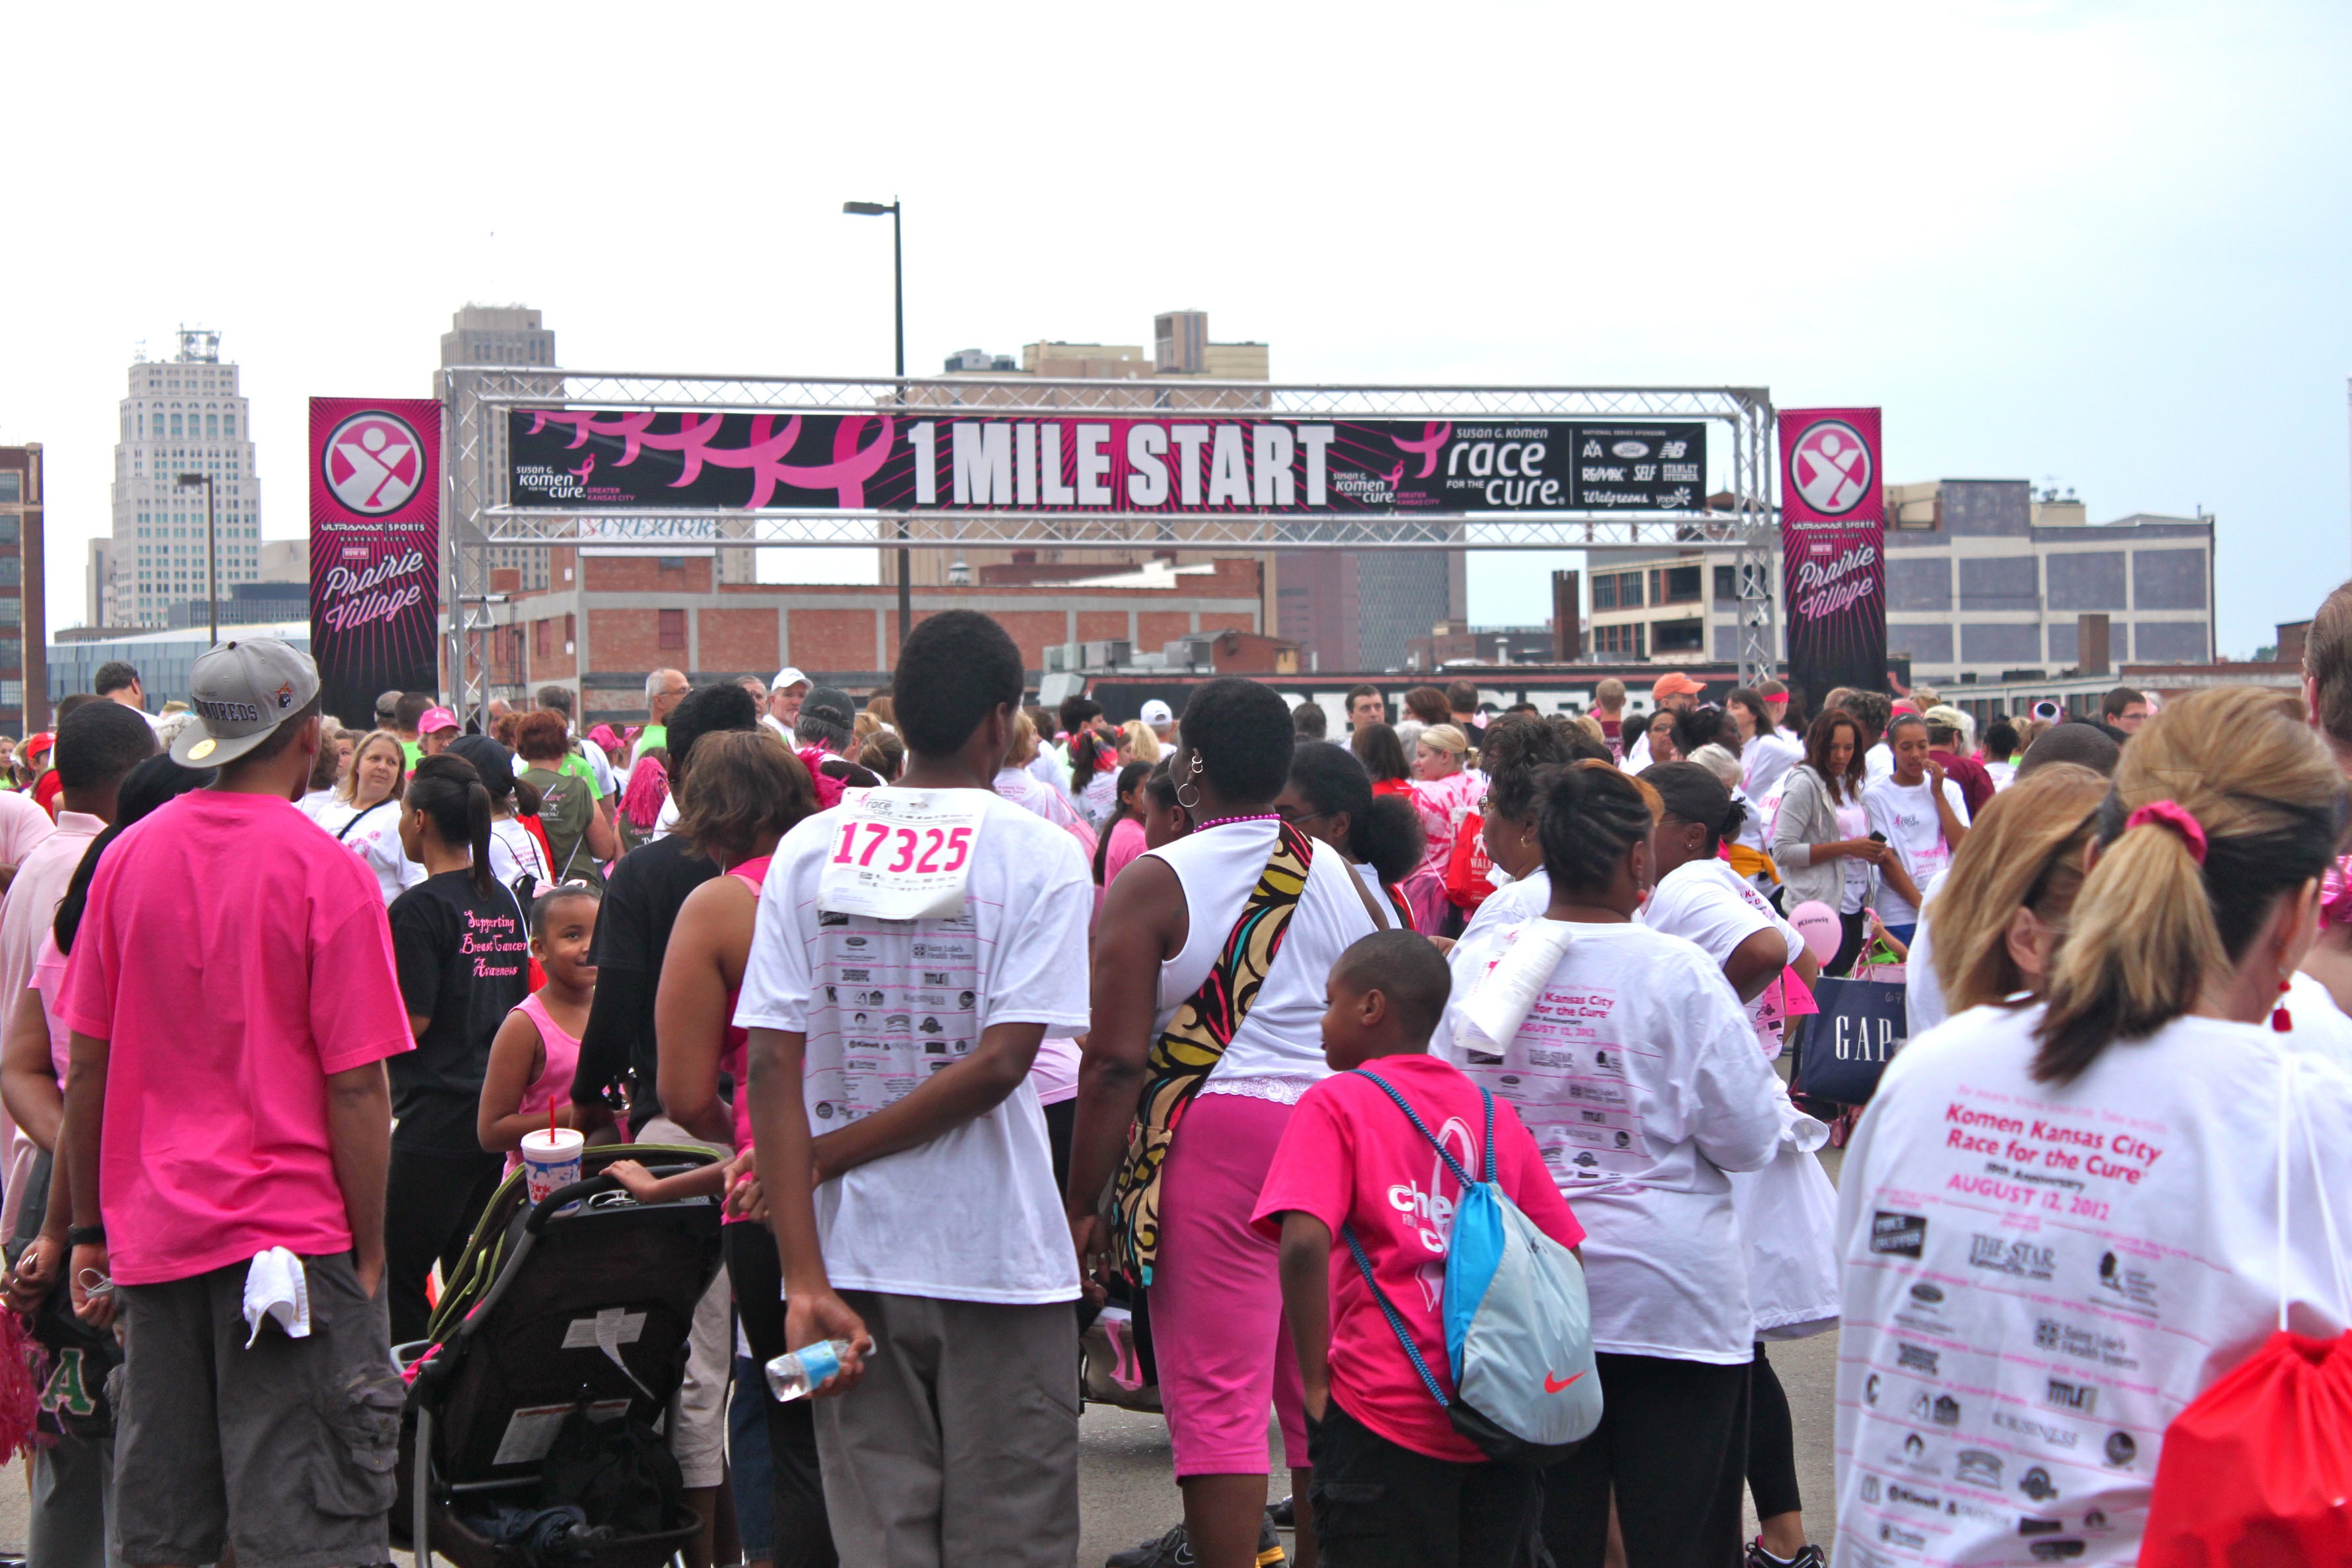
[1779, 408, 1885, 707]
[507, 411, 1708, 516]
[309, 398, 441, 728]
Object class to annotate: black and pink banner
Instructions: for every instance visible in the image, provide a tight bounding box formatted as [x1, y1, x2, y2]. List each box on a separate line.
[310, 397, 441, 727]
[508, 411, 1706, 516]
[1779, 408, 1885, 707]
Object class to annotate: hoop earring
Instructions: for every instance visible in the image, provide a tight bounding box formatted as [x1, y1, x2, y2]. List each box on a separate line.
[1176, 754, 1204, 812]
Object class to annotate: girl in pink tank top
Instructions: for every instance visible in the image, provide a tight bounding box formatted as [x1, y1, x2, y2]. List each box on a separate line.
[478, 886, 603, 1166]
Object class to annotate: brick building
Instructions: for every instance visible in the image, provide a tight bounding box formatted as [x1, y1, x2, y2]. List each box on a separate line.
[0, 444, 46, 732]
[491, 551, 1268, 729]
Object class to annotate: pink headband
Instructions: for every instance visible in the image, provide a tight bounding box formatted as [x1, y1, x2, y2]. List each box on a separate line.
[2124, 800, 2206, 865]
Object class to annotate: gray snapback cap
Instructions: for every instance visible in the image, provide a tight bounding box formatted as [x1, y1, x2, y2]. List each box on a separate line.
[172, 637, 323, 766]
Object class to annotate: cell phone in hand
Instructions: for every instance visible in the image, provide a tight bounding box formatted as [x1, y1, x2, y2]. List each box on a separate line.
[1870, 831, 1887, 843]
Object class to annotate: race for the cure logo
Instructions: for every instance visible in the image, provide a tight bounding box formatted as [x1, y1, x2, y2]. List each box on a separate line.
[1787, 417, 1874, 517]
[322, 410, 427, 515]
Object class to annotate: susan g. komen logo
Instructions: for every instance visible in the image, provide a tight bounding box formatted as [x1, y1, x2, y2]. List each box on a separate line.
[323, 410, 427, 515]
[1787, 417, 1874, 518]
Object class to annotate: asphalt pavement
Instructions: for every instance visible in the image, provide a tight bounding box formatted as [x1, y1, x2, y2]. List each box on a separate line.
[1076, 1146, 1847, 1567]
[1, 1158, 1845, 1567]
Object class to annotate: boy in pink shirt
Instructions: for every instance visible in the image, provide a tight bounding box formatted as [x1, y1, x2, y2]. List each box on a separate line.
[1255, 929, 1584, 1568]
[58, 638, 413, 1568]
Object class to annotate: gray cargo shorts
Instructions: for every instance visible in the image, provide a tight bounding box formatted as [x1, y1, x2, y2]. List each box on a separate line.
[114, 1251, 402, 1568]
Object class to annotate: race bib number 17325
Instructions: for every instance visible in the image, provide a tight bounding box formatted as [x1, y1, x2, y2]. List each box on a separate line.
[816, 791, 983, 921]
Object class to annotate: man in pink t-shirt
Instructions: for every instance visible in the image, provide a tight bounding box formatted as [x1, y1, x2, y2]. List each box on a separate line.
[57, 638, 414, 1568]
[1255, 930, 1583, 1568]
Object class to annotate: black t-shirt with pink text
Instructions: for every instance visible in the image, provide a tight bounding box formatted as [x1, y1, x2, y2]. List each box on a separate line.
[390, 870, 529, 1151]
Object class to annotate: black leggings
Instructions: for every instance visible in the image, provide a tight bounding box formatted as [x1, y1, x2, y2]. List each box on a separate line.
[1748, 1342, 1802, 1520]
[725, 1224, 837, 1568]
[1541, 1351, 1751, 1568]
[384, 1146, 506, 1346]
[1828, 908, 1869, 976]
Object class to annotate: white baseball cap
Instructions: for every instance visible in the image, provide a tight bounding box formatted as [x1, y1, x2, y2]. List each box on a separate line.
[771, 666, 810, 693]
[173, 637, 321, 767]
[1140, 699, 1174, 727]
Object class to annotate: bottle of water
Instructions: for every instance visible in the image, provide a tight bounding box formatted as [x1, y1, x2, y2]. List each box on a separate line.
[765, 1338, 856, 1402]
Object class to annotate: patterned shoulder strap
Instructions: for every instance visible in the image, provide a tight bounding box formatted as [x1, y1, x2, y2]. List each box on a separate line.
[1109, 824, 1315, 1285]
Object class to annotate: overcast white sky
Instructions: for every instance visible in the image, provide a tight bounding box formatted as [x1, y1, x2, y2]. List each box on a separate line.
[5, 1, 2347, 655]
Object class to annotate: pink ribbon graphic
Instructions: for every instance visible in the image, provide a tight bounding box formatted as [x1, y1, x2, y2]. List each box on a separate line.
[526, 410, 896, 508]
[1391, 422, 1453, 479]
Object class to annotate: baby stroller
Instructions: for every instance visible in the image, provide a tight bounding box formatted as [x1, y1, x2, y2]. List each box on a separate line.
[396, 1144, 726, 1568]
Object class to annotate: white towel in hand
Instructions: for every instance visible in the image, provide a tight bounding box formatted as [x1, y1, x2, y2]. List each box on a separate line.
[242, 1247, 311, 1347]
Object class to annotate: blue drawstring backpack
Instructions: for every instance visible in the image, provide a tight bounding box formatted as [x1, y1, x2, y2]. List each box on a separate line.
[1340, 1069, 1603, 1467]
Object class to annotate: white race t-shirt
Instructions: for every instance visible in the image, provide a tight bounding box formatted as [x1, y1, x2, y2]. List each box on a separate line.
[1148, 820, 1379, 1095]
[1905, 869, 1951, 1037]
[1460, 866, 1550, 946]
[1641, 857, 1805, 1049]
[1834, 1003, 2352, 1566]
[1862, 773, 1970, 927]
[734, 789, 1091, 1305]
[489, 816, 552, 892]
[1863, 741, 1895, 783]
[1984, 758, 2018, 793]
[296, 787, 338, 821]
[2283, 969, 2352, 1072]
[1834, 799, 1872, 915]
[1437, 919, 1784, 1361]
[1742, 730, 1804, 801]
[1024, 749, 1068, 804]
[311, 798, 425, 904]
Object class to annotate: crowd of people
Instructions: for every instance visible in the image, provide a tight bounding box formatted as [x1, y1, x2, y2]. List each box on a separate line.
[0, 603, 2345, 1568]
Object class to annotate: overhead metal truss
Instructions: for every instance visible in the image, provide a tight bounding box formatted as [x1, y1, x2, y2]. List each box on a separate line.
[440, 368, 1783, 712]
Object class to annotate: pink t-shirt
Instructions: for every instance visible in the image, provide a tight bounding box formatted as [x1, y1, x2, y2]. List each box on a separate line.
[0, 788, 57, 866]
[59, 790, 413, 1286]
[0, 808, 100, 1239]
[1252, 1053, 1584, 1462]
[503, 991, 584, 1175]
[32, 932, 71, 1084]
[1410, 769, 1484, 879]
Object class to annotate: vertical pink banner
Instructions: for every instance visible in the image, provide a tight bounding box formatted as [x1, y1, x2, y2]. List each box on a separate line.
[309, 397, 441, 725]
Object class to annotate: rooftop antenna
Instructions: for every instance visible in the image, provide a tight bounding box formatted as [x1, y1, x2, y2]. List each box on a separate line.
[175, 325, 220, 363]
[133, 339, 149, 364]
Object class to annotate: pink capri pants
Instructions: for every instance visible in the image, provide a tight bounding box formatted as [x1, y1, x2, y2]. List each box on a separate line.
[1150, 1090, 1309, 1479]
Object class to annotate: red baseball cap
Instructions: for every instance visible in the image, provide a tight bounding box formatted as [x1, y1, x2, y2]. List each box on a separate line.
[22, 732, 53, 759]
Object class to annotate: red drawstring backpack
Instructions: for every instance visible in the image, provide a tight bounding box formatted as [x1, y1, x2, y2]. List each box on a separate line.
[1444, 810, 1493, 914]
[2142, 1056, 2352, 1565]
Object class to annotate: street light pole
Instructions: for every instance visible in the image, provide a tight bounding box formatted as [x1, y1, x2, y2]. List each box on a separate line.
[177, 471, 218, 644]
[845, 198, 911, 654]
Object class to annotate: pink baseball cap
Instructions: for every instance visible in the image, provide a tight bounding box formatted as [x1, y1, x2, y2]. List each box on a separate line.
[418, 706, 461, 735]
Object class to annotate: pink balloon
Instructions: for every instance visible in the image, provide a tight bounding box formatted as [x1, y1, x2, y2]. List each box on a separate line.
[1788, 900, 1842, 964]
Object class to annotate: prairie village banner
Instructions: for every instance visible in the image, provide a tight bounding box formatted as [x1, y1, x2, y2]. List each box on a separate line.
[310, 397, 441, 727]
[1779, 408, 1885, 705]
[508, 410, 1708, 516]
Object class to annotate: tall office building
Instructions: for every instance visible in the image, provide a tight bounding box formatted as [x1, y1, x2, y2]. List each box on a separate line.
[438, 305, 560, 593]
[105, 329, 265, 630]
[0, 444, 48, 731]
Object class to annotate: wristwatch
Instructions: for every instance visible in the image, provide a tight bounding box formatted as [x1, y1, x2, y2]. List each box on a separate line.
[67, 1224, 105, 1248]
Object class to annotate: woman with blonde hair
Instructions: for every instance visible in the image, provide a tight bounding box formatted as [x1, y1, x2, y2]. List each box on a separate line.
[1834, 686, 2352, 1565]
[1905, 762, 2107, 1035]
[311, 727, 424, 902]
[1405, 722, 1480, 934]
[1118, 718, 1162, 766]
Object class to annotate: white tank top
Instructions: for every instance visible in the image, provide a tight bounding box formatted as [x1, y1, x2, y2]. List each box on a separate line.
[1146, 820, 1381, 1101]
